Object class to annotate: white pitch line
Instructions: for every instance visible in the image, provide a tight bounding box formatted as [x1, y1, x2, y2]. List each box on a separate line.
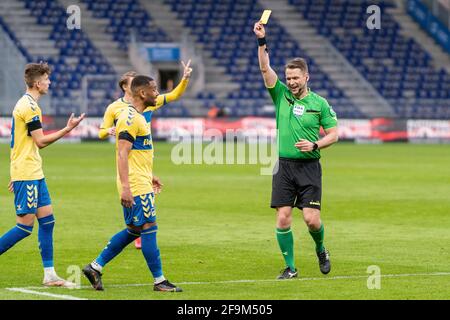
[11, 271, 450, 291]
[149, 271, 450, 286]
[6, 288, 87, 300]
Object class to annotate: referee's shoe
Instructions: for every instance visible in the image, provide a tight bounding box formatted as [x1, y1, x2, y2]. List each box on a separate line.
[317, 249, 331, 274]
[277, 267, 298, 279]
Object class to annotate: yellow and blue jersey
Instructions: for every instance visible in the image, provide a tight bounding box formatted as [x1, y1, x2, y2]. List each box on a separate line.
[98, 78, 189, 139]
[115, 105, 154, 197]
[98, 97, 128, 139]
[99, 98, 156, 137]
[10, 94, 44, 181]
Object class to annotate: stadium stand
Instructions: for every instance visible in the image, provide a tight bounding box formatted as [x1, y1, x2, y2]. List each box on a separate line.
[0, 0, 448, 119]
[0, 16, 30, 61]
[164, 0, 365, 118]
[8, 0, 116, 115]
[78, 0, 190, 117]
[81, 0, 170, 50]
[0, 0, 189, 116]
[288, 0, 450, 119]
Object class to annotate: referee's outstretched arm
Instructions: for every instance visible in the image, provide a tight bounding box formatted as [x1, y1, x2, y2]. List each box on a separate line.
[254, 21, 277, 88]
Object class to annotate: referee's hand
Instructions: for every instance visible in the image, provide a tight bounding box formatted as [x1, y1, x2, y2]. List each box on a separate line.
[253, 21, 265, 38]
[295, 139, 314, 152]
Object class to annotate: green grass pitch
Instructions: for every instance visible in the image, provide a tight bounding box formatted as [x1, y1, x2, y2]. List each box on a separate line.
[0, 142, 449, 300]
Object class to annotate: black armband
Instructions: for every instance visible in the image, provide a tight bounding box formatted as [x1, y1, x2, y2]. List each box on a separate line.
[118, 131, 135, 143]
[27, 120, 42, 136]
[257, 37, 267, 47]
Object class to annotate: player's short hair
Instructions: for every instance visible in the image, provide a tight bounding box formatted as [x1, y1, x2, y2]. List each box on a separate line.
[130, 75, 154, 95]
[118, 71, 138, 93]
[285, 58, 309, 74]
[24, 62, 51, 88]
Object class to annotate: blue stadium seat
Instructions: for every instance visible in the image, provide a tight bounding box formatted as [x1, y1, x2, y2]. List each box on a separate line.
[165, 0, 364, 118]
[288, 0, 450, 119]
[80, 0, 171, 51]
[14, 0, 117, 115]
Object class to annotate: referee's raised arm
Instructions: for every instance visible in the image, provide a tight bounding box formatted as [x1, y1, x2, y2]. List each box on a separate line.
[254, 21, 277, 88]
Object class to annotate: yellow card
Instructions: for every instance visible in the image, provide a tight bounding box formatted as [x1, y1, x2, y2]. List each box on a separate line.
[260, 10, 272, 24]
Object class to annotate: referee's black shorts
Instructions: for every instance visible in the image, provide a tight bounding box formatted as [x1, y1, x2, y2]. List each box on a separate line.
[271, 157, 322, 210]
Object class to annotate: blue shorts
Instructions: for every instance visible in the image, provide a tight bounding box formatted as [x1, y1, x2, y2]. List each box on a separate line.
[14, 179, 52, 215]
[123, 192, 156, 226]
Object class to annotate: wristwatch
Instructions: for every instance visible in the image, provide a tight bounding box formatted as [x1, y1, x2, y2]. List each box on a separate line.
[312, 143, 319, 151]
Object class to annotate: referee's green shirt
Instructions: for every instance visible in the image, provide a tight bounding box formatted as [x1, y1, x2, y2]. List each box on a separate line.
[267, 79, 338, 160]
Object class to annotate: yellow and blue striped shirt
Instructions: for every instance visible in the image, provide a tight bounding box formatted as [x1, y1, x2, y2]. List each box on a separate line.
[10, 94, 44, 181]
[99, 78, 189, 139]
[115, 106, 153, 197]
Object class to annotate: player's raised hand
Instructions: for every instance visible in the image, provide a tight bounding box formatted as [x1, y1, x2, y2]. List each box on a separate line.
[152, 176, 164, 194]
[254, 21, 265, 38]
[121, 187, 135, 208]
[182, 59, 193, 79]
[66, 113, 86, 131]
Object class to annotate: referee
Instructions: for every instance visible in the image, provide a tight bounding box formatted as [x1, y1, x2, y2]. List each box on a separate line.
[254, 21, 339, 279]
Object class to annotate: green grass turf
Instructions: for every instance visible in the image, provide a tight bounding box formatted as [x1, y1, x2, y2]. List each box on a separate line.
[0, 142, 449, 300]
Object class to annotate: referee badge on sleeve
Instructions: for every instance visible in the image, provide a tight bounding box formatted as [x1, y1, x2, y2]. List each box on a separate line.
[293, 104, 305, 117]
[329, 106, 337, 119]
